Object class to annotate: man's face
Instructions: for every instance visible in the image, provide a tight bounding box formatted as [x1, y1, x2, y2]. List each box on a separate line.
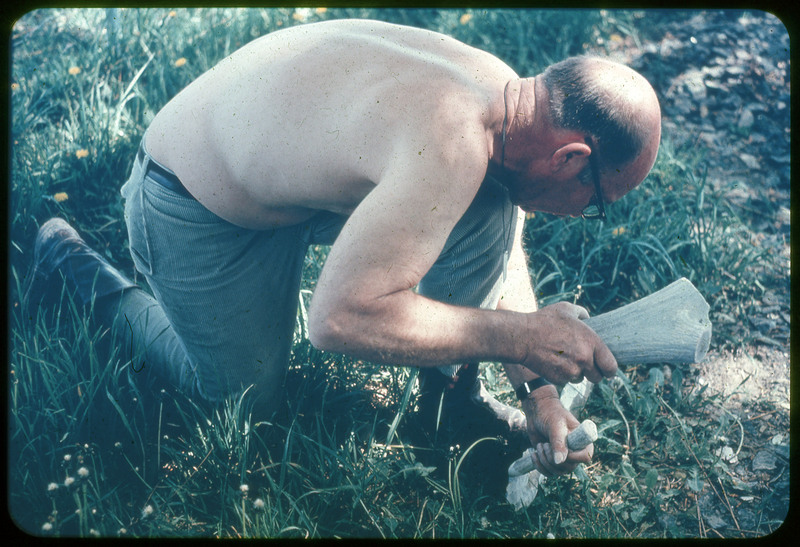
[504, 163, 598, 218]
[506, 142, 657, 218]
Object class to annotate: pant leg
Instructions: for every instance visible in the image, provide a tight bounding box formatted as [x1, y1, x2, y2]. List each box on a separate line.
[417, 176, 519, 377]
[120, 152, 309, 417]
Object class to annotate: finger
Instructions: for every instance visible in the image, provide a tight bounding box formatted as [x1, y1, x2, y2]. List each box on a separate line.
[572, 304, 590, 320]
[548, 419, 570, 465]
[533, 443, 559, 477]
[566, 444, 594, 465]
[538, 442, 581, 476]
[582, 363, 603, 384]
[593, 339, 618, 378]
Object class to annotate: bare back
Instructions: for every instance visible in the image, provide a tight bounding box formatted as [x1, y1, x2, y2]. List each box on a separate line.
[145, 19, 516, 229]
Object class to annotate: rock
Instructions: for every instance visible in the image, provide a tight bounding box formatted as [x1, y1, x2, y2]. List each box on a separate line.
[752, 449, 777, 471]
[699, 492, 729, 529]
[737, 507, 758, 530]
[739, 153, 760, 170]
[682, 69, 707, 100]
[725, 64, 746, 76]
[776, 206, 790, 225]
[737, 108, 754, 129]
[658, 513, 679, 533]
[772, 443, 789, 462]
[716, 445, 738, 464]
[704, 512, 728, 530]
[768, 153, 790, 165]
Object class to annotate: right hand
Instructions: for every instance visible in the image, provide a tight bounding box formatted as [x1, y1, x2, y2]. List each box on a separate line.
[520, 302, 617, 384]
[521, 388, 593, 476]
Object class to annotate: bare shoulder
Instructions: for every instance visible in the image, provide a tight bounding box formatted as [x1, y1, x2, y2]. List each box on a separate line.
[145, 19, 513, 228]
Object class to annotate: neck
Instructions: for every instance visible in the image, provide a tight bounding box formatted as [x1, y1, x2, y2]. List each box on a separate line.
[501, 81, 510, 169]
[497, 77, 537, 170]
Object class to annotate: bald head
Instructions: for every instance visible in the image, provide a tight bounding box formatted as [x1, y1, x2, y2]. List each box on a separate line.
[542, 56, 661, 184]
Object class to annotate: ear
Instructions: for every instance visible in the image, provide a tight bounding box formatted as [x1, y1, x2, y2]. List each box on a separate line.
[549, 141, 592, 176]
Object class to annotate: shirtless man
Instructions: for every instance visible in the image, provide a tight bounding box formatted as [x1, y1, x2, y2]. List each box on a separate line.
[27, 19, 660, 477]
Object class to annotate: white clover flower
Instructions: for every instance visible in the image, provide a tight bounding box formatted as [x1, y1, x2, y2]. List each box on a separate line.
[63, 454, 72, 462]
[89, 529, 100, 537]
[239, 484, 249, 494]
[77, 467, 89, 478]
[64, 476, 75, 487]
[253, 498, 265, 510]
[47, 482, 59, 492]
[41, 522, 53, 532]
[141, 504, 154, 518]
[118, 528, 128, 536]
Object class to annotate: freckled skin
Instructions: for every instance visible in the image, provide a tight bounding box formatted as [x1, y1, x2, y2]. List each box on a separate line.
[145, 19, 661, 476]
[147, 19, 514, 230]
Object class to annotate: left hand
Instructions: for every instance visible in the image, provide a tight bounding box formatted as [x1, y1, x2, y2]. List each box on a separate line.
[520, 386, 594, 477]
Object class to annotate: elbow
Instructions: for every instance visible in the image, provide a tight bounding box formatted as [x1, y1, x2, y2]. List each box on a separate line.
[308, 307, 351, 353]
[308, 290, 396, 355]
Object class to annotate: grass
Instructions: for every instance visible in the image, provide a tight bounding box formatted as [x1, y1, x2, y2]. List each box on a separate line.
[8, 7, 788, 538]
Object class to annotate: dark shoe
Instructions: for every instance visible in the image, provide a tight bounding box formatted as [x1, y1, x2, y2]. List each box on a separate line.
[417, 363, 479, 443]
[417, 364, 527, 443]
[414, 365, 531, 494]
[23, 218, 136, 309]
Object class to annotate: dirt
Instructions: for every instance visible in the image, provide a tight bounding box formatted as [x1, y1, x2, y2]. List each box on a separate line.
[598, 9, 791, 411]
[591, 10, 791, 534]
[698, 347, 789, 411]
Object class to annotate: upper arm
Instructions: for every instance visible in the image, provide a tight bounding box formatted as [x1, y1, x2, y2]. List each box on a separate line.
[310, 120, 488, 319]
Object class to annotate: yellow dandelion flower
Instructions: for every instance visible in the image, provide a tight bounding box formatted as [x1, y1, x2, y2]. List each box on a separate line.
[174, 57, 187, 68]
[315, 7, 327, 14]
[11, 82, 19, 91]
[525, 212, 536, 220]
[53, 192, 69, 203]
[609, 33, 624, 43]
[292, 12, 306, 22]
[612, 226, 627, 237]
[459, 13, 472, 25]
[168, 10, 177, 17]
[68, 66, 81, 76]
[76, 149, 89, 159]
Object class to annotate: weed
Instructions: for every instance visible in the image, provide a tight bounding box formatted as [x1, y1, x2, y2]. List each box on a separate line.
[8, 7, 785, 539]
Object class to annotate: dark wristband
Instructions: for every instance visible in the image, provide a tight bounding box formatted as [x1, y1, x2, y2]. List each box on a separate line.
[515, 377, 554, 401]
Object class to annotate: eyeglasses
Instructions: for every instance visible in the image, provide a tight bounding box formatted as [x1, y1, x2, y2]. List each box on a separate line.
[581, 137, 606, 221]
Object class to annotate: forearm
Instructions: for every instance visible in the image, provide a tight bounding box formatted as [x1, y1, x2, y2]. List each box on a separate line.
[309, 288, 529, 368]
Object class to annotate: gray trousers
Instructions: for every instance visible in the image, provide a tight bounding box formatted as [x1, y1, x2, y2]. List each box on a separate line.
[117, 139, 519, 414]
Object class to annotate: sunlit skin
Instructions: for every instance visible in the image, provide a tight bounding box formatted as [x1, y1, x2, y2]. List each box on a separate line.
[490, 65, 661, 218]
[145, 20, 661, 476]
